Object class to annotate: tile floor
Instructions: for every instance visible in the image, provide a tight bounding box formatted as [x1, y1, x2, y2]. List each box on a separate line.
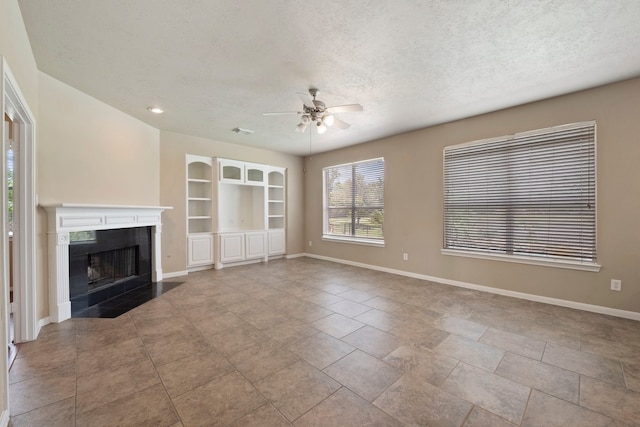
[7, 257, 640, 426]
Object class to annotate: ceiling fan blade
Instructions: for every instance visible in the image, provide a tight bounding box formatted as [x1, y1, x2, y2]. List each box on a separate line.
[297, 92, 316, 109]
[326, 104, 363, 113]
[332, 117, 351, 130]
[262, 111, 302, 116]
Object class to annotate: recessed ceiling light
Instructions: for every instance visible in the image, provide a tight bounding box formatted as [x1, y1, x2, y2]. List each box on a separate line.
[147, 107, 164, 114]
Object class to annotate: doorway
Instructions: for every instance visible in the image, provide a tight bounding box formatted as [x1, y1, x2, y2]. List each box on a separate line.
[4, 113, 16, 367]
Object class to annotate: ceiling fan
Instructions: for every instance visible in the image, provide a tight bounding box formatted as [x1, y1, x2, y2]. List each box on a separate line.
[263, 88, 363, 134]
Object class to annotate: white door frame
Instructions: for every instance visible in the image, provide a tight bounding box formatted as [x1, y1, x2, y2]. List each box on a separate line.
[2, 57, 37, 346]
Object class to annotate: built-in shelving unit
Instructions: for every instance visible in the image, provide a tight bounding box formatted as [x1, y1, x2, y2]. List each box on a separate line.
[186, 155, 214, 269]
[213, 158, 286, 269]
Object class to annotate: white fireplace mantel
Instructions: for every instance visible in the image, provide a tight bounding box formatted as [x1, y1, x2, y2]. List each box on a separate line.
[42, 203, 172, 323]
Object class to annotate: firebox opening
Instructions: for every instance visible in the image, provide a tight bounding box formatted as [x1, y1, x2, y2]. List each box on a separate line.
[87, 245, 139, 292]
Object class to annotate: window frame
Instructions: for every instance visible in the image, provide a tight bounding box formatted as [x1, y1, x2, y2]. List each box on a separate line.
[322, 157, 385, 247]
[441, 121, 600, 272]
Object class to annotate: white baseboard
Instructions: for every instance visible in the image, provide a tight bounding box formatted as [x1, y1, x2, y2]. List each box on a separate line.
[0, 408, 9, 427]
[162, 270, 190, 279]
[304, 253, 640, 321]
[285, 253, 306, 259]
[36, 316, 50, 337]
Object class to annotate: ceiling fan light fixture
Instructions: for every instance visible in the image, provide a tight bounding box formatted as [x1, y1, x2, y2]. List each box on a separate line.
[322, 114, 334, 127]
[301, 115, 311, 124]
[317, 122, 327, 134]
[295, 123, 308, 133]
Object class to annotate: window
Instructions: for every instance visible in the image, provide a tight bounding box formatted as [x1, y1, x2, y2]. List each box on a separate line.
[443, 121, 597, 270]
[323, 158, 384, 244]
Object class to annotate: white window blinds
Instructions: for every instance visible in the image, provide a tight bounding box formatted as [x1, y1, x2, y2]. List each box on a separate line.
[323, 158, 385, 242]
[443, 122, 596, 263]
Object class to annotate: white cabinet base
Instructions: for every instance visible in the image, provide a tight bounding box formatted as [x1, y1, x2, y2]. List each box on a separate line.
[216, 231, 267, 269]
[187, 233, 214, 269]
[268, 229, 285, 256]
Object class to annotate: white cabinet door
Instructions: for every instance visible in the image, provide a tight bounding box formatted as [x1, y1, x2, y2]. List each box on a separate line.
[268, 229, 285, 255]
[219, 159, 244, 183]
[219, 233, 244, 263]
[245, 231, 266, 259]
[244, 163, 266, 185]
[187, 234, 214, 266]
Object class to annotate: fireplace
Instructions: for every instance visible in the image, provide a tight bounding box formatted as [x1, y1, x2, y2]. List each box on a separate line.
[69, 227, 152, 313]
[43, 204, 171, 323]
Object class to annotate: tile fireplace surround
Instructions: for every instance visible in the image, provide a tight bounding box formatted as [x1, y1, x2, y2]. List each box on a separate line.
[42, 204, 172, 323]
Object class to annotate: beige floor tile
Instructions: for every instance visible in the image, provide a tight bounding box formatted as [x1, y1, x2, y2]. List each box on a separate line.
[230, 403, 292, 427]
[479, 327, 546, 360]
[441, 363, 530, 425]
[76, 357, 160, 414]
[288, 332, 355, 369]
[462, 406, 517, 427]
[9, 363, 76, 416]
[435, 334, 505, 371]
[374, 375, 473, 426]
[312, 313, 365, 338]
[303, 291, 344, 307]
[76, 337, 148, 378]
[192, 311, 247, 337]
[172, 371, 265, 426]
[581, 335, 640, 364]
[133, 315, 193, 339]
[262, 320, 319, 346]
[285, 302, 334, 322]
[324, 350, 402, 401]
[354, 308, 402, 332]
[255, 360, 341, 421]
[8, 354, 75, 385]
[623, 360, 640, 393]
[341, 325, 403, 359]
[523, 389, 621, 427]
[580, 375, 640, 425]
[207, 324, 270, 357]
[435, 315, 488, 340]
[157, 352, 235, 398]
[383, 344, 459, 386]
[238, 308, 291, 331]
[8, 396, 75, 427]
[495, 352, 579, 403]
[75, 323, 138, 352]
[143, 329, 212, 367]
[337, 289, 376, 303]
[389, 321, 450, 348]
[364, 296, 408, 314]
[326, 299, 372, 318]
[76, 383, 178, 427]
[295, 387, 402, 427]
[543, 343, 625, 385]
[229, 339, 300, 382]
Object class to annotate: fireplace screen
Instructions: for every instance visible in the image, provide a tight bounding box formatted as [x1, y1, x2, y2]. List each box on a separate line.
[87, 246, 139, 291]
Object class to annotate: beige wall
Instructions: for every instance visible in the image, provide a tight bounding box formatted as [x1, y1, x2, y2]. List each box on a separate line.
[37, 72, 160, 205]
[305, 77, 640, 314]
[160, 130, 304, 275]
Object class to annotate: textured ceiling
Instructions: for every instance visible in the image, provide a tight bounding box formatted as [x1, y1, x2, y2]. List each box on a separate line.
[18, 1, 640, 155]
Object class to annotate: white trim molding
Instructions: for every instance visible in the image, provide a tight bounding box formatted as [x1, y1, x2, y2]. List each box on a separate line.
[41, 204, 172, 323]
[162, 270, 189, 279]
[304, 253, 640, 321]
[0, 408, 9, 427]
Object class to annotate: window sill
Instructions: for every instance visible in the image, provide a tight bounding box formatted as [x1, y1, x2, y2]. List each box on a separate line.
[322, 235, 385, 247]
[441, 249, 601, 272]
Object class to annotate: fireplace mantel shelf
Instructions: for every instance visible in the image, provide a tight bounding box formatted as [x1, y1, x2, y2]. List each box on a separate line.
[41, 204, 173, 233]
[43, 203, 172, 323]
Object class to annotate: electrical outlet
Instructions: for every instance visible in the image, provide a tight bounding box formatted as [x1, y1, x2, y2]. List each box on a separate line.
[403, 253, 409, 261]
[610, 279, 622, 291]
[308, 240, 312, 247]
